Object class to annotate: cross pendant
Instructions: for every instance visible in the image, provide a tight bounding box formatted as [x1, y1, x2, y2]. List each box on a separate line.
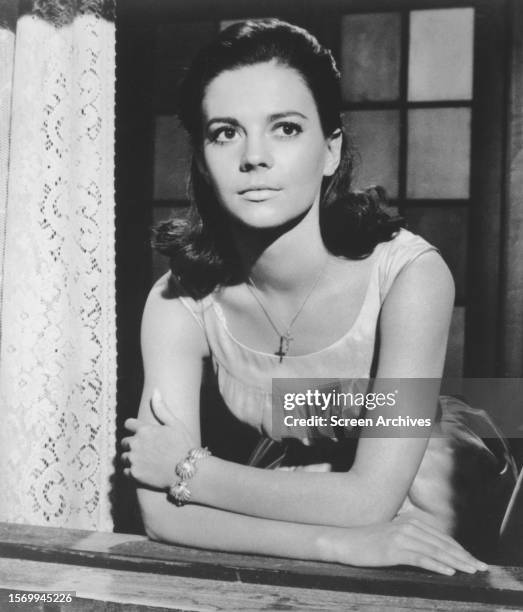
[275, 331, 293, 363]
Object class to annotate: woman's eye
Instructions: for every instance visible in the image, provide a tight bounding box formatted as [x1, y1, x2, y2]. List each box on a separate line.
[211, 126, 239, 143]
[274, 122, 302, 137]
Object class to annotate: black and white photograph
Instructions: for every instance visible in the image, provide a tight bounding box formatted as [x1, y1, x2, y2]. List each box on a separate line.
[0, 0, 523, 610]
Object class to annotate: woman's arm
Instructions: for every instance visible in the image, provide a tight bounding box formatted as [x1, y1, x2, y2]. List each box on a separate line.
[129, 271, 484, 574]
[139, 485, 484, 575]
[131, 253, 455, 529]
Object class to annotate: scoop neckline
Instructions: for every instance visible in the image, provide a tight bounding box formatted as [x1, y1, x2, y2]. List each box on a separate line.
[209, 246, 383, 360]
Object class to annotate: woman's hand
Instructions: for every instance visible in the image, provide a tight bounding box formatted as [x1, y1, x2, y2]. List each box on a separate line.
[319, 516, 488, 576]
[121, 390, 196, 490]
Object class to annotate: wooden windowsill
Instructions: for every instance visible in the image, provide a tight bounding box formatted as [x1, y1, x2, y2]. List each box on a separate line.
[0, 522, 522, 611]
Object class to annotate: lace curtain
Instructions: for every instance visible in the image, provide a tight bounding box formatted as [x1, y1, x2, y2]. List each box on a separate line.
[0, 0, 116, 530]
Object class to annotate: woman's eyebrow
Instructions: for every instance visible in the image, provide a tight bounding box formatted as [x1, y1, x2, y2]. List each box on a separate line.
[268, 111, 308, 121]
[205, 111, 308, 130]
[206, 117, 240, 128]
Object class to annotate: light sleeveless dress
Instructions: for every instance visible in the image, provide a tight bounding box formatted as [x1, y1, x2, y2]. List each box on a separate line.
[177, 228, 516, 557]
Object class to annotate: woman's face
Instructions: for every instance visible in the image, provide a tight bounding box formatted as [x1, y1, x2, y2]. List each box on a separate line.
[200, 60, 340, 230]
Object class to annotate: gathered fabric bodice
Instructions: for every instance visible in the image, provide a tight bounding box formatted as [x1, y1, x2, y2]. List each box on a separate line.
[178, 228, 437, 437]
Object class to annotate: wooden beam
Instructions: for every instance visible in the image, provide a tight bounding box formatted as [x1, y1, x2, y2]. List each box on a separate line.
[2, 557, 519, 612]
[499, 0, 523, 376]
[0, 523, 522, 607]
[465, 0, 508, 376]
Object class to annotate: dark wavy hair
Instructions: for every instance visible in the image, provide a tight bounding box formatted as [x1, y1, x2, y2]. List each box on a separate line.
[153, 19, 404, 296]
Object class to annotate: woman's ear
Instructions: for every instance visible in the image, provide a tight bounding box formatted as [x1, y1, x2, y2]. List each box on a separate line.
[323, 129, 343, 177]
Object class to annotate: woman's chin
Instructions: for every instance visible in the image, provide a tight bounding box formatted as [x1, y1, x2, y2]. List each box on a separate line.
[226, 206, 314, 233]
[231, 216, 305, 235]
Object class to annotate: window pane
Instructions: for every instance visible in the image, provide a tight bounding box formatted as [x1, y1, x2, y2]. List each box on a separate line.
[408, 8, 474, 101]
[404, 205, 468, 303]
[153, 116, 192, 201]
[444, 307, 465, 377]
[342, 110, 399, 197]
[340, 13, 401, 102]
[407, 108, 471, 198]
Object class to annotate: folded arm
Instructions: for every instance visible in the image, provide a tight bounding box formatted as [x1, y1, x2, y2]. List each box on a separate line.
[126, 265, 485, 573]
[138, 480, 483, 574]
[131, 253, 454, 528]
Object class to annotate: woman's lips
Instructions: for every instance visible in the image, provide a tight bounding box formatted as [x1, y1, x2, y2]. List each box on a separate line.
[239, 187, 281, 201]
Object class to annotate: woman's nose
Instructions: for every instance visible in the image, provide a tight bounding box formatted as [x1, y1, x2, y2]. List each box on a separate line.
[239, 135, 274, 172]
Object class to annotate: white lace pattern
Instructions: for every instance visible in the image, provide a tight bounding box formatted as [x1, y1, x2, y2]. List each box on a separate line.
[0, 1, 116, 530]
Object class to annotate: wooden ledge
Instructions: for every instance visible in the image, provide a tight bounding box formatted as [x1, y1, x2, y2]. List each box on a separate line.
[0, 522, 522, 608]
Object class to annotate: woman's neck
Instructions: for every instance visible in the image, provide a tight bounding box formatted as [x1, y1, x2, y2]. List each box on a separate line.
[230, 204, 332, 295]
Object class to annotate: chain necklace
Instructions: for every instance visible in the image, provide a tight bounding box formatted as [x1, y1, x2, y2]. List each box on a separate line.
[247, 260, 328, 362]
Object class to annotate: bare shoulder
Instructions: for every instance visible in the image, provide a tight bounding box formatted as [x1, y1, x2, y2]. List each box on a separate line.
[141, 272, 209, 361]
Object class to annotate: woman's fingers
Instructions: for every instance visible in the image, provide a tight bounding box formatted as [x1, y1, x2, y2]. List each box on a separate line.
[408, 538, 478, 574]
[403, 551, 456, 576]
[124, 418, 142, 433]
[404, 519, 487, 571]
[389, 535, 461, 576]
[391, 520, 487, 574]
[120, 437, 132, 451]
[405, 517, 465, 550]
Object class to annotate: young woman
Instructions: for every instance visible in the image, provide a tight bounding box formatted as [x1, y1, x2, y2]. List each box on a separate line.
[121, 19, 515, 574]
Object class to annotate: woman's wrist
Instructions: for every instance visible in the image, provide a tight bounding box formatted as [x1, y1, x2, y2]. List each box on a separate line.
[314, 527, 343, 563]
[185, 455, 221, 504]
[314, 525, 365, 565]
[168, 447, 212, 506]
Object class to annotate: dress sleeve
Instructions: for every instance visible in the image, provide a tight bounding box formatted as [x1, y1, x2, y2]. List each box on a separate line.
[378, 229, 440, 304]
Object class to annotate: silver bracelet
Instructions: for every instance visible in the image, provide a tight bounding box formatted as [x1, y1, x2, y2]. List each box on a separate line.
[168, 447, 211, 506]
